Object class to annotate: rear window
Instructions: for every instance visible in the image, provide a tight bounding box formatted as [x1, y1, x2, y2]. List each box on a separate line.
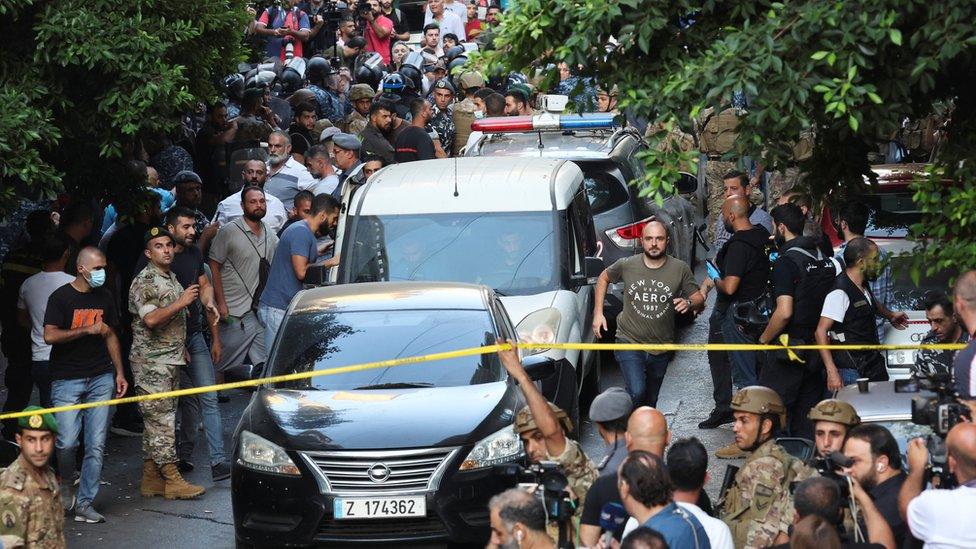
[580, 162, 629, 215]
[862, 192, 920, 239]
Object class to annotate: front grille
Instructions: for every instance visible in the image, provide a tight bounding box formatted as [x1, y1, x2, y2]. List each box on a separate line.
[301, 447, 459, 495]
[315, 516, 448, 541]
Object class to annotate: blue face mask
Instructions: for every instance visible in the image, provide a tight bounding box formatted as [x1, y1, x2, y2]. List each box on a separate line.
[87, 268, 106, 288]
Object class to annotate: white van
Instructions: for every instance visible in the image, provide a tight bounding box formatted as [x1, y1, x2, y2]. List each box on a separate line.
[330, 157, 604, 424]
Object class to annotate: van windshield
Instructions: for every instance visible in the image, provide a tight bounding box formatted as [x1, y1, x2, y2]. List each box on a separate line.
[342, 212, 557, 295]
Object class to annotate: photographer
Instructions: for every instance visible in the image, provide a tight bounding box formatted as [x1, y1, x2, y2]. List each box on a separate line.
[497, 339, 598, 542]
[254, 0, 312, 61]
[302, 0, 341, 56]
[360, 0, 394, 65]
[842, 424, 911, 547]
[489, 488, 555, 549]
[898, 423, 976, 547]
[951, 270, 976, 415]
[769, 477, 895, 549]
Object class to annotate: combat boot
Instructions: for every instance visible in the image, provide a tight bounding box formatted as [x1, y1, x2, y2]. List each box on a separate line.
[141, 460, 165, 497]
[160, 463, 206, 500]
[715, 442, 747, 459]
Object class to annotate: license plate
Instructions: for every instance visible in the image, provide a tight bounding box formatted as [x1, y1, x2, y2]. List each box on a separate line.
[333, 496, 426, 519]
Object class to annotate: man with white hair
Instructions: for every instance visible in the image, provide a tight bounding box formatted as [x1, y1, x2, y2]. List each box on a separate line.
[262, 131, 319, 211]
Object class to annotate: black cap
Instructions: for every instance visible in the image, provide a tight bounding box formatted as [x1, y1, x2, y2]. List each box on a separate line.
[173, 170, 202, 185]
[144, 226, 174, 247]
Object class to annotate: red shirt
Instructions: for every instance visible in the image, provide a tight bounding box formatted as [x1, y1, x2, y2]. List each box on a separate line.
[465, 18, 484, 38]
[365, 14, 394, 65]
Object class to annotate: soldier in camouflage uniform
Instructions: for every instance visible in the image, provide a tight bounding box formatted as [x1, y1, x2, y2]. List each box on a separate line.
[128, 227, 205, 500]
[451, 72, 485, 156]
[342, 84, 374, 136]
[720, 386, 817, 549]
[497, 339, 597, 546]
[0, 406, 66, 549]
[428, 79, 457, 154]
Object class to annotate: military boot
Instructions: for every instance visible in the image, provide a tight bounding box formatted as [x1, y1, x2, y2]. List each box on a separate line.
[715, 442, 747, 459]
[141, 460, 165, 497]
[160, 463, 206, 500]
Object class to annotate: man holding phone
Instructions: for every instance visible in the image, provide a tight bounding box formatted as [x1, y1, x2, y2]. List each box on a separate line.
[593, 220, 704, 408]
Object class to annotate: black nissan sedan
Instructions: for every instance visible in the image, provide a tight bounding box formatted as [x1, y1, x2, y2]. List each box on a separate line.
[231, 282, 557, 547]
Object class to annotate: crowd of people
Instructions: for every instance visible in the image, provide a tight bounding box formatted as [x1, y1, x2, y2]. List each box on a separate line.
[0, 1, 974, 548]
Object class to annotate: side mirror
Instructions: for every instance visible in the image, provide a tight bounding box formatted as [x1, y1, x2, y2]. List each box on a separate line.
[522, 355, 556, 381]
[676, 172, 698, 195]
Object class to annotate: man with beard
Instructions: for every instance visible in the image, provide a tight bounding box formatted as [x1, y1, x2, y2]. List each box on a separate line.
[842, 424, 912, 548]
[129, 227, 206, 501]
[488, 488, 554, 549]
[342, 84, 374, 136]
[816, 237, 908, 389]
[757, 204, 842, 439]
[592, 221, 704, 407]
[304, 145, 340, 197]
[360, 101, 397, 165]
[395, 98, 444, 162]
[915, 293, 970, 377]
[208, 187, 279, 387]
[263, 131, 319, 212]
[134, 208, 229, 481]
[171, 171, 210, 240]
[834, 202, 893, 343]
[211, 160, 289, 235]
[380, 0, 411, 42]
[287, 103, 317, 163]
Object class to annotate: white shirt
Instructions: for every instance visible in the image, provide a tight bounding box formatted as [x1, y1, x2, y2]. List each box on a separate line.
[311, 174, 340, 196]
[17, 271, 75, 361]
[907, 485, 976, 548]
[425, 1, 468, 24]
[264, 156, 319, 210]
[213, 189, 289, 235]
[820, 286, 873, 323]
[423, 10, 467, 45]
[622, 502, 734, 549]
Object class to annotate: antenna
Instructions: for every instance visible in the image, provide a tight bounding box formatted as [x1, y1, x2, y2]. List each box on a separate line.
[453, 157, 459, 197]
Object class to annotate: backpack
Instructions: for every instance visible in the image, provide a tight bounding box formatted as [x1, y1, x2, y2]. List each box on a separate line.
[697, 107, 741, 155]
[782, 247, 841, 333]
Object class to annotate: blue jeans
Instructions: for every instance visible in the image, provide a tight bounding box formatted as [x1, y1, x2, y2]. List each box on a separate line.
[177, 332, 226, 466]
[30, 361, 53, 408]
[838, 368, 860, 386]
[721, 309, 760, 388]
[52, 372, 114, 507]
[614, 345, 672, 408]
[257, 304, 286, 357]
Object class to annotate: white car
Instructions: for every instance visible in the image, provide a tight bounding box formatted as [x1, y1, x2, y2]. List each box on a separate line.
[329, 157, 604, 425]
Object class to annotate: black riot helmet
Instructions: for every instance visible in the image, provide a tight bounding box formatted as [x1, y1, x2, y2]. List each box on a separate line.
[223, 73, 245, 101]
[306, 56, 332, 86]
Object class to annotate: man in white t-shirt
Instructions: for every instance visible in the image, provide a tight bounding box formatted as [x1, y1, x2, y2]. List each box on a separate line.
[621, 437, 734, 549]
[900, 422, 976, 548]
[16, 235, 75, 407]
[212, 160, 289, 234]
[423, 0, 466, 48]
[815, 237, 907, 391]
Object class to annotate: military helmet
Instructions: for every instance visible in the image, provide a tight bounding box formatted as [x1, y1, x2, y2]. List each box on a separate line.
[514, 403, 573, 435]
[807, 399, 861, 427]
[731, 386, 786, 429]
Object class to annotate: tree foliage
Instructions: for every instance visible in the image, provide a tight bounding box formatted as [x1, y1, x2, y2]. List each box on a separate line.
[0, 0, 250, 212]
[482, 0, 976, 276]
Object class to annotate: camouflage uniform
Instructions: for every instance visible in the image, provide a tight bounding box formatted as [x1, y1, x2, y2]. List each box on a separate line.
[0, 455, 66, 548]
[451, 97, 478, 156]
[545, 439, 598, 545]
[342, 110, 368, 136]
[129, 261, 187, 466]
[428, 105, 456, 154]
[721, 438, 817, 549]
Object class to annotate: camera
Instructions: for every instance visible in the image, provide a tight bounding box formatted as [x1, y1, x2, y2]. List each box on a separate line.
[355, 1, 373, 20]
[811, 451, 852, 501]
[495, 461, 575, 547]
[901, 373, 970, 437]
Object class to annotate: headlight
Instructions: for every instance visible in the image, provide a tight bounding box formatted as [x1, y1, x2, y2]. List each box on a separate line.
[459, 425, 523, 471]
[238, 430, 301, 475]
[516, 308, 562, 356]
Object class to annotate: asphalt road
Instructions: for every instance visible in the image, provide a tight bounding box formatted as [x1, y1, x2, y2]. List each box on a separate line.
[63, 264, 741, 548]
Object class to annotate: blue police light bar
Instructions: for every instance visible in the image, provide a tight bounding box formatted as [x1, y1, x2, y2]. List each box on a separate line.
[472, 112, 617, 133]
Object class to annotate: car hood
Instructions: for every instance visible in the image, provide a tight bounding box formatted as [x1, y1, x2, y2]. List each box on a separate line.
[499, 291, 558, 326]
[249, 381, 518, 450]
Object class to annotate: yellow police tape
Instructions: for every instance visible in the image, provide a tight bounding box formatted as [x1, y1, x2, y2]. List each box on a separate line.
[0, 341, 965, 421]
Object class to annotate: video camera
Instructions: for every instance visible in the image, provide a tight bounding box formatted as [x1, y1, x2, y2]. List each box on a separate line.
[897, 373, 972, 487]
[354, 1, 373, 22]
[811, 451, 853, 501]
[495, 461, 575, 548]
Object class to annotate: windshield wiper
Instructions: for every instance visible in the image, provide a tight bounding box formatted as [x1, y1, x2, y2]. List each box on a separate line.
[353, 382, 435, 390]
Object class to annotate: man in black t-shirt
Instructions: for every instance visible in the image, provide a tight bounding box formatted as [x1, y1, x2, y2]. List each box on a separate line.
[700, 197, 770, 444]
[395, 98, 443, 162]
[43, 246, 127, 522]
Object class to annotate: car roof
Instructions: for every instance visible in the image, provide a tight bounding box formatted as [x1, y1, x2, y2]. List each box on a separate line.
[292, 281, 492, 313]
[836, 381, 935, 422]
[357, 157, 583, 214]
[472, 130, 624, 160]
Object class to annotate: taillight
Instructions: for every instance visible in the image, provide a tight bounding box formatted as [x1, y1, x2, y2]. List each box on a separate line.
[606, 217, 655, 248]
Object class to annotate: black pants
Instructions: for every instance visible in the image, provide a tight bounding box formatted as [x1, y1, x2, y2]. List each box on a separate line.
[707, 306, 732, 414]
[1, 359, 33, 440]
[758, 348, 825, 440]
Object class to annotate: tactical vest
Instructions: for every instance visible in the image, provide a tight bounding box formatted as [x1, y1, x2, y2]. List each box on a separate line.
[782, 246, 840, 336]
[830, 273, 879, 345]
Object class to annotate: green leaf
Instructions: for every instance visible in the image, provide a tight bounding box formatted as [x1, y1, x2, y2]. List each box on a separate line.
[889, 28, 902, 46]
[867, 92, 883, 104]
[810, 50, 829, 60]
[848, 115, 859, 131]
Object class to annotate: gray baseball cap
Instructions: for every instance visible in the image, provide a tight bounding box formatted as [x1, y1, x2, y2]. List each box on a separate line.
[589, 387, 633, 423]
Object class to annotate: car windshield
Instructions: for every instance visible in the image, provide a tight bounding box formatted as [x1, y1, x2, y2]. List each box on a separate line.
[343, 212, 557, 295]
[268, 309, 503, 390]
[862, 192, 920, 239]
